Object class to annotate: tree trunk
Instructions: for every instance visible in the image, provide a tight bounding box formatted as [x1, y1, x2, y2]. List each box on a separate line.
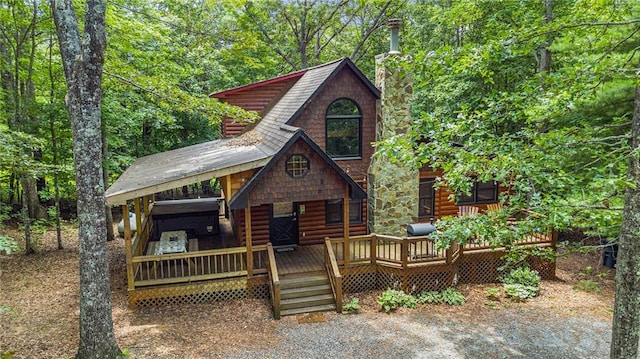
[48, 34, 63, 250]
[102, 119, 115, 241]
[539, 0, 553, 75]
[50, 0, 122, 357]
[610, 85, 640, 358]
[21, 177, 34, 255]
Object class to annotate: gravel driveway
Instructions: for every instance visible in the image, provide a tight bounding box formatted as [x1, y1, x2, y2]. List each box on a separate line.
[220, 311, 611, 359]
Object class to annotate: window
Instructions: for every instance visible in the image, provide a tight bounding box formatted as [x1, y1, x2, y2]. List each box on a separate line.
[326, 198, 363, 225]
[285, 154, 309, 178]
[419, 178, 436, 218]
[326, 98, 362, 159]
[458, 180, 498, 204]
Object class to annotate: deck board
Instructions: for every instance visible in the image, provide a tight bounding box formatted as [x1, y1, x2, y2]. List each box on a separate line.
[275, 245, 325, 275]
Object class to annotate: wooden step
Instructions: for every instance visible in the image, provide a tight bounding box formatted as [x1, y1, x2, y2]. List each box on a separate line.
[280, 303, 337, 317]
[280, 275, 330, 290]
[281, 284, 332, 300]
[281, 293, 335, 310]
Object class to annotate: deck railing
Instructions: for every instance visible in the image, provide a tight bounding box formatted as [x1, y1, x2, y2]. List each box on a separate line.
[266, 243, 281, 319]
[324, 238, 343, 313]
[131, 245, 268, 287]
[326, 229, 554, 270]
[131, 214, 152, 257]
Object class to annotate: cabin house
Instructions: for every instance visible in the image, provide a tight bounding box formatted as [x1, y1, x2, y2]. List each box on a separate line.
[105, 25, 556, 317]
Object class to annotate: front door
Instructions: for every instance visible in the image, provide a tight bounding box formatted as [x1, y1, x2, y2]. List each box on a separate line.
[269, 202, 299, 246]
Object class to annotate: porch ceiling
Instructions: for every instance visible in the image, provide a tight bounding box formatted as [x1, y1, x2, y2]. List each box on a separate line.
[105, 138, 272, 206]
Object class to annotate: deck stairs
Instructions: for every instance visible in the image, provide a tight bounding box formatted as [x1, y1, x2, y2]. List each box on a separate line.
[279, 271, 336, 317]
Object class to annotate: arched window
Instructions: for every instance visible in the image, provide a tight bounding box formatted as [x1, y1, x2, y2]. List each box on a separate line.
[326, 98, 362, 159]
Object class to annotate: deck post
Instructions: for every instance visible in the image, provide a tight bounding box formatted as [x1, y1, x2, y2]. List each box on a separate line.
[370, 234, 377, 265]
[123, 203, 134, 292]
[401, 236, 408, 269]
[343, 184, 350, 267]
[134, 197, 142, 236]
[142, 195, 150, 217]
[245, 203, 253, 277]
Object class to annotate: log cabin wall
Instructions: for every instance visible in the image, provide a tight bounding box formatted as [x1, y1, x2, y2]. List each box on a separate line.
[291, 66, 377, 179]
[234, 198, 368, 247]
[216, 76, 301, 137]
[418, 169, 508, 222]
[234, 205, 270, 246]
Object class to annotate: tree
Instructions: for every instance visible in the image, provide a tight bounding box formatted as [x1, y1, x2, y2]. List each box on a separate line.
[49, 0, 122, 357]
[611, 85, 640, 359]
[240, 0, 404, 71]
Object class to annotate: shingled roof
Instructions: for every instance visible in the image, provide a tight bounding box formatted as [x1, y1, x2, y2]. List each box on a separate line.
[105, 58, 378, 206]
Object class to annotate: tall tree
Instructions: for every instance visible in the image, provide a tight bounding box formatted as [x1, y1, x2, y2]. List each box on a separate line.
[49, 0, 122, 357]
[611, 86, 640, 359]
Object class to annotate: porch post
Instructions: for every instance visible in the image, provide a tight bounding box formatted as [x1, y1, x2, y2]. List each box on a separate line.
[245, 202, 253, 277]
[123, 203, 134, 291]
[343, 183, 350, 266]
[142, 195, 150, 217]
[134, 197, 142, 236]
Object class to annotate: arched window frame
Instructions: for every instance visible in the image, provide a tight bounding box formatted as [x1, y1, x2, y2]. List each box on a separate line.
[325, 98, 362, 159]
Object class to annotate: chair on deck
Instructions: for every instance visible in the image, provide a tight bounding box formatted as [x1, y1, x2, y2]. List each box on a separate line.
[486, 203, 503, 212]
[458, 205, 479, 217]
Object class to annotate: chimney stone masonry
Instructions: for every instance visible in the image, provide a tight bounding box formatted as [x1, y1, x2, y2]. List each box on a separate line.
[367, 20, 419, 236]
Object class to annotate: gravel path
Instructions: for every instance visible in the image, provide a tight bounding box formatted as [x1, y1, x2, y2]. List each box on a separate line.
[220, 311, 611, 359]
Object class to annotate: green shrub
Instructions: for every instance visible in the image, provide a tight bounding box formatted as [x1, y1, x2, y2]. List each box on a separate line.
[417, 288, 465, 306]
[573, 280, 601, 293]
[376, 289, 417, 312]
[485, 287, 501, 301]
[343, 297, 361, 313]
[501, 266, 540, 300]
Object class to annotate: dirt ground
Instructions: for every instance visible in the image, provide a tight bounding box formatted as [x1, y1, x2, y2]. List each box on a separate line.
[0, 224, 616, 358]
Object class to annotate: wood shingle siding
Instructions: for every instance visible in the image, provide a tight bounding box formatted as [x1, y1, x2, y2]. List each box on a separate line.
[292, 66, 377, 178]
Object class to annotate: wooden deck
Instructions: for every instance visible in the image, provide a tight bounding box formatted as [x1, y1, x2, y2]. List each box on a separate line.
[274, 245, 325, 275]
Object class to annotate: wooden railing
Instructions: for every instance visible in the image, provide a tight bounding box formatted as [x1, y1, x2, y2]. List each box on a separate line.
[132, 245, 268, 288]
[266, 243, 281, 319]
[324, 238, 343, 313]
[132, 214, 152, 257]
[326, 229, 554, 270]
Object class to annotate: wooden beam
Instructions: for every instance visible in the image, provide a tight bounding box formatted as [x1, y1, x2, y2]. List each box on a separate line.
[245, 203, 253, 277]
[123, 203, 134, 291]
[142, 195, 150, 217]
[134, 197, 142, 236]
[225, 175, 232, 202]
[343, 183, 350, 267]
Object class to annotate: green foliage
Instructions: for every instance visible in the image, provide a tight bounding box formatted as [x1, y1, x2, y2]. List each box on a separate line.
[573, 280, 601, 293]
[485, 287, 501, 301]
[501, 267, 541, 301]
[417, 287, 466, 306]
[342, 297, 360, 314]
[376, 289, 417, 312]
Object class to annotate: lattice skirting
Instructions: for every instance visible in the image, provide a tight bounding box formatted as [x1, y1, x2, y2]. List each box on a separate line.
[129, 276, 269, 307]
[341, 264, 454, 294]
[341, 254, 555, 295]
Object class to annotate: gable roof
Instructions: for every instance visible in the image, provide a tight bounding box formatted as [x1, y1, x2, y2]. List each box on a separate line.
[228, 130, 367, 210]
[209, 70, 306, 99]
[106, 58, 376, 206]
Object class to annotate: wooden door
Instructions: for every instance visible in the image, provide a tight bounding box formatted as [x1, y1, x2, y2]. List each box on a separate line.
[269, 202, 299, 246]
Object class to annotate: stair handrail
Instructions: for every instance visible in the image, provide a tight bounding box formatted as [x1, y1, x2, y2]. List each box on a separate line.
[324, 237, 343, 313]
[266, 243, 281, 319]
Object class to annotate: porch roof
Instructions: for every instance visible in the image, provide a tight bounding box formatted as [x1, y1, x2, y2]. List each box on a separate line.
[105, 138, 273, 205]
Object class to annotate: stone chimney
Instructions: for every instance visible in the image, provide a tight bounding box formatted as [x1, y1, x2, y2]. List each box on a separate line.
[367, 19, 419, 236]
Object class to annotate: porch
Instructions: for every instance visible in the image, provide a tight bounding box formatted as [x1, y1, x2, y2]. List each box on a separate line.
[122, 197, 556, 318]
